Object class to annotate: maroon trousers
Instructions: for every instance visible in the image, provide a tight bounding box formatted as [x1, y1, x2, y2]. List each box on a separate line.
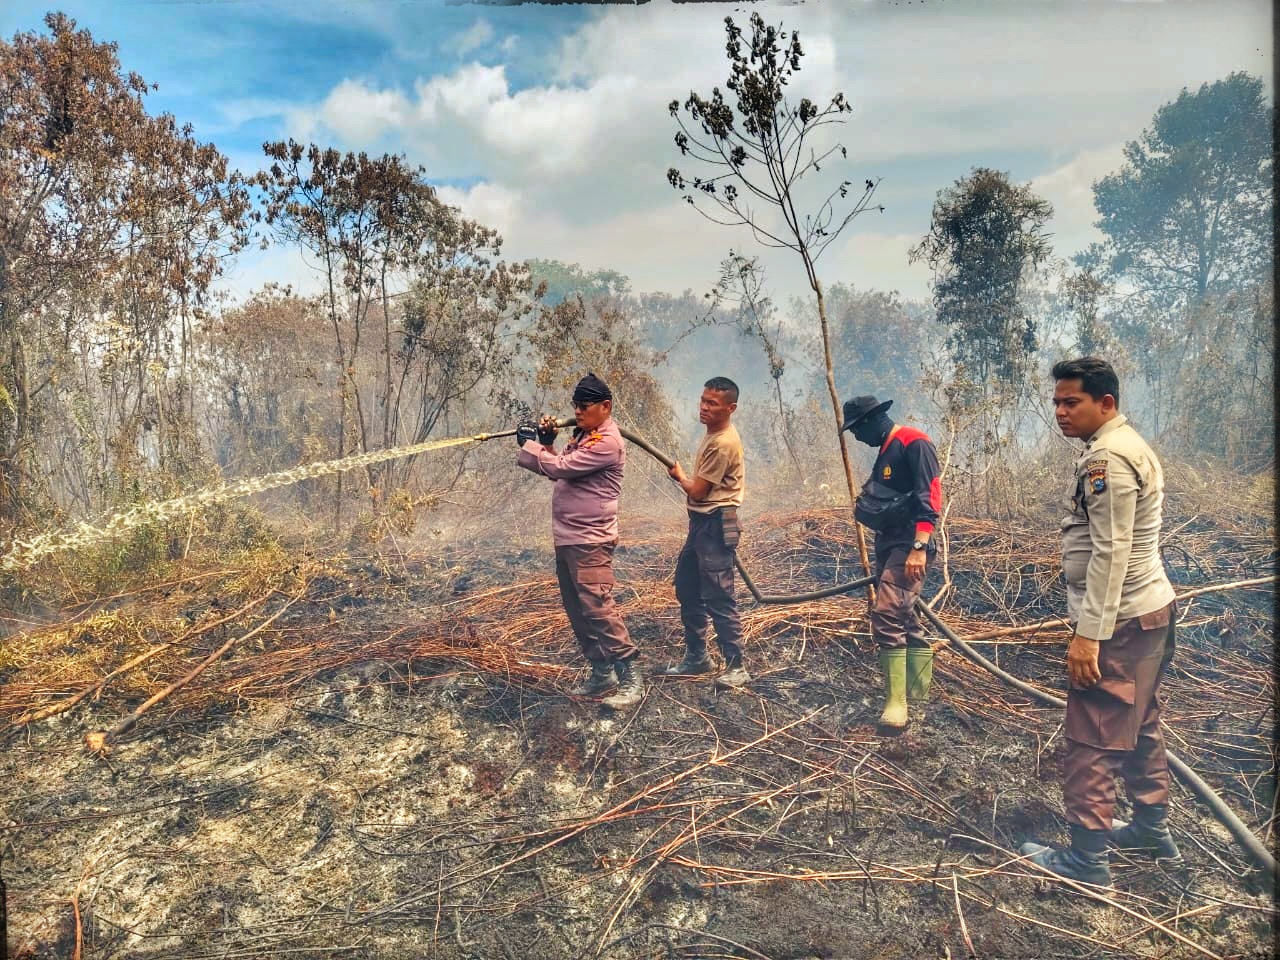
[870, 542, 930, 649]
[1063, 603, 1176, 832]
[554, 542, 636, 666]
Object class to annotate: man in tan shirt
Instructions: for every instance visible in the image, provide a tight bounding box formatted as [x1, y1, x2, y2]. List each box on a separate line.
[663, 377, 749, 689]
[1021, 357, 1179, 886]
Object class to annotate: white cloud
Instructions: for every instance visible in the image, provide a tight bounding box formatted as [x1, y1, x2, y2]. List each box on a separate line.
[269, 0, 1270, 306]
[315, 79, 411, 143]
[291, 64, 641, 179]
[454, 20, 495, 57]
[435, 181, 522, 238]
[1032, 142, 1128, 261]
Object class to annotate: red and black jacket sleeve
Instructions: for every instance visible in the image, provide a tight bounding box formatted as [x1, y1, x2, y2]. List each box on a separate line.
[877, 427, 943, 538]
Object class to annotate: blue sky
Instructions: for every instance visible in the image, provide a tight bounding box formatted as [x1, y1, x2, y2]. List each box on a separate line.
[2, 0, 1272, 304]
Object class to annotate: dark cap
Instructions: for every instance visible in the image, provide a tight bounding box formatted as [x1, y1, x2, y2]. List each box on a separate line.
[572, 372, 612, 405]
[840, 395, 892, 432]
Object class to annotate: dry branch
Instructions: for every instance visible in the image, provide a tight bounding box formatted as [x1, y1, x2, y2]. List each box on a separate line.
[83, 586, 304, 755]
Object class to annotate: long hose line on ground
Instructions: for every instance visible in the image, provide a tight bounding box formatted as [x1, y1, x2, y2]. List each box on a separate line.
[594, 421, 1276, 879]
[914, 601, 1277, 878]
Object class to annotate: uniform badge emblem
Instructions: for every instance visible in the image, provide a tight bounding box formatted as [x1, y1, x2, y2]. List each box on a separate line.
[882, 465, 892, 479]
[1087, 459, 1107, 494]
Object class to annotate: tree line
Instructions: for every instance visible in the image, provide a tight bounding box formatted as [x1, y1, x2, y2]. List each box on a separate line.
[0, 12, 1272, 561]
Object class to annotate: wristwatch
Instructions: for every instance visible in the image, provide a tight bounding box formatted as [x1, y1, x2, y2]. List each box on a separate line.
[911, 539, 928, 551]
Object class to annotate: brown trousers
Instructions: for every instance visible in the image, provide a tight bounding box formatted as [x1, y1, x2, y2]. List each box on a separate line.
[1063, 602, 1176, 832]
[870, 543, 930, 649]
[555, 542, 637, 666]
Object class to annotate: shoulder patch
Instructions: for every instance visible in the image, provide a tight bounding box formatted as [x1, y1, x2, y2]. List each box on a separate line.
[581, 430, 604, 449]
[1087, 460, 1107, 494]
[894, 426, 930, 446]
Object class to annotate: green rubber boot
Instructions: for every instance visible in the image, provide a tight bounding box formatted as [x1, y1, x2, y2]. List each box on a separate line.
[905, 646, 934, 702]
[877, 648, 909, 732]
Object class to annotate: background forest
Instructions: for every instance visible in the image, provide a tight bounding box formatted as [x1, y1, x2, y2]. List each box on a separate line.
[0, 11, 1272, 596]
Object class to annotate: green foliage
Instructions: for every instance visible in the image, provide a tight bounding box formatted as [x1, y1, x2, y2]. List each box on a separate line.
[819, 284, 935, 401]
[1090, 72, 1273, 308]
[911, 167, 1053, 391]
[527, 259, 631, 307]
[1077, 73, 1273, 455]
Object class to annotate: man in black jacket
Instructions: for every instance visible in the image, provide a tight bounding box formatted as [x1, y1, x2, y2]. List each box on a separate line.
[842, 395, 943, 733]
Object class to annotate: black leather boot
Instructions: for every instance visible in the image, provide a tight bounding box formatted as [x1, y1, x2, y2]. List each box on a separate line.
[715, 658, 751, 689]
[1019, 824, 1112, 886]
[569, 662, 616, 697]
[602, 659, 644, 709]
[662, 651, 715, 677]
[1110, 803, 1181, 862]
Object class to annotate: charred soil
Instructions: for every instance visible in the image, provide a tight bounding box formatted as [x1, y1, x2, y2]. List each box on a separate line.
[1, 510, 1274, 959]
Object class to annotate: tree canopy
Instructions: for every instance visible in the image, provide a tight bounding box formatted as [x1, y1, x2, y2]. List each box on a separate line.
[1089, 71, 1272, 309]
[911, 167, 1053, 390]
[0, 13, 250, 523]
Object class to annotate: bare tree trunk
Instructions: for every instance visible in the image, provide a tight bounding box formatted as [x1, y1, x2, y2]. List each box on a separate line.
[771, 377, 804, 480]
[0, 298, 27, 526]
[323, 251, 346, 529]
[812, 276, 873, 583]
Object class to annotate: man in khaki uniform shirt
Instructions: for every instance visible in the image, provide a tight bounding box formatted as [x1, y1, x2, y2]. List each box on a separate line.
[663, 377, 749, 689]
[1021, 357, 1179, 886]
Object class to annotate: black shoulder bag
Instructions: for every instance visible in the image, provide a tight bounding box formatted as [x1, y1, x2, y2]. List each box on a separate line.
[854, 478, 916, 532]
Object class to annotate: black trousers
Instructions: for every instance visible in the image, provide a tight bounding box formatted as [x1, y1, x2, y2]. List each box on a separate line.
[673, 508, 743, 664]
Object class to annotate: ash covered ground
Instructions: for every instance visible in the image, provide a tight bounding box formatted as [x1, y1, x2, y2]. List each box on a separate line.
[1, 509, 1274, 960]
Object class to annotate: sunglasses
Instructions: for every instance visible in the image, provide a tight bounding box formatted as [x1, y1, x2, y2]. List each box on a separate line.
[572, 400, 602, 411]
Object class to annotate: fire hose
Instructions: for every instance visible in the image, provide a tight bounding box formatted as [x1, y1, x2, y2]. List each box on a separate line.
[503, 418, 1277, 878]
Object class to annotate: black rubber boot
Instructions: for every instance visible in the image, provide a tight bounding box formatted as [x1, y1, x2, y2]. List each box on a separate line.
[569, 662, 616, 697]
[662, 652, 715, 677]
[602, 659, 644, 709]
[1109, 803, 1181, 863]
[1019, 825, 1112, 886]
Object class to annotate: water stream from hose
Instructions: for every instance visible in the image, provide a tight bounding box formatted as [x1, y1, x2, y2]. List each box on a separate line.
[1, 432, 489, 574]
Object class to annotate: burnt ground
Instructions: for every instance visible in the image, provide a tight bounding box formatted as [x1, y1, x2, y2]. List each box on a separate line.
[0, 509, 1275, 960]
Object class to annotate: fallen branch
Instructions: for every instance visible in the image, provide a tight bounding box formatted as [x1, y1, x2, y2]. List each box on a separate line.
[14, 592, 273, 726]
[932, 575, 1276, 649]
[84, 587, 304, 755]
[952, 872, 976, 958]
[1173, 575, 1277, 601]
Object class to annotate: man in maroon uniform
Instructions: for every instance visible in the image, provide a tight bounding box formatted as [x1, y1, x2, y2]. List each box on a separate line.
[842, 395, 943, 733]
[517, 373, 642, 710]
